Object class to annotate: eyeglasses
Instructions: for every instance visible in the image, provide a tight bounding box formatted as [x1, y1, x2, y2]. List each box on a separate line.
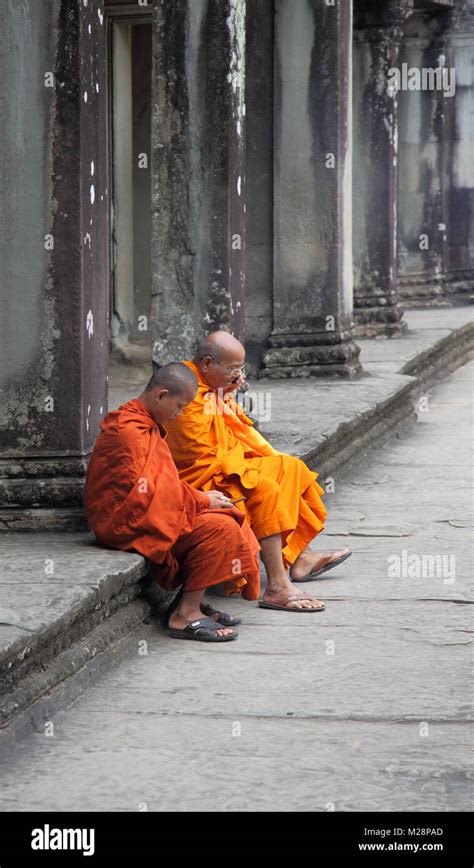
[220, 364, 246, 377]
[210, 358, 246, 377]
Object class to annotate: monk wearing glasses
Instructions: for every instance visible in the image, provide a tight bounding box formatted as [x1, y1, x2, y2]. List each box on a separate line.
[164, 332, 351, 613]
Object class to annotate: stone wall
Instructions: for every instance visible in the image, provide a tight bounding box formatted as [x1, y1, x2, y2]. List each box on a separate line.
[0, 0, 108, 527]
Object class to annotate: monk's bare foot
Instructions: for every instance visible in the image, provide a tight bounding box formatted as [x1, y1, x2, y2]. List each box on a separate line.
[290, 547, 351, 581]
[263, 578, 324, 610]
[168, 608, 236, 638]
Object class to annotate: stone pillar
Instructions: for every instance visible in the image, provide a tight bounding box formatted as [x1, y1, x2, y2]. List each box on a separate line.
[151, 0, 246, 365]
[0, 0, 108, 530]
[262, 0, 361, 378]
[244, 0, 274, 375]
[353, 1, 409, 337]
[446, 0, 474, 298]
[397, 5, 455, 306]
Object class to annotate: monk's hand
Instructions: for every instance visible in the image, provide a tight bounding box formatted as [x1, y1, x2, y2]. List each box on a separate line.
[222, 372, 246, 394]
[206, 490, 233, 509]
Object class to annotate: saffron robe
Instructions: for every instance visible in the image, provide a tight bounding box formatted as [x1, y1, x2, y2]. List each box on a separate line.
[164, 361, 327, 566]
[83, 400, 260, 599]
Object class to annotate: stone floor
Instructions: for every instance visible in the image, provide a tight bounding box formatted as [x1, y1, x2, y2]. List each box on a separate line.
[1, 361, 472, 811]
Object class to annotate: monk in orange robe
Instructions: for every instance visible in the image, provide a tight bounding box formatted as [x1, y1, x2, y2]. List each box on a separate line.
[84, 363, 260, 642]
[165, 332, 351, 613]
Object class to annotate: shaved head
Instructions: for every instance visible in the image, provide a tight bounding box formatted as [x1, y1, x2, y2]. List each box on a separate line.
[139, 363, 198, 425]
[193, 331, 246, 391]
[194, 331, 244, 361]
[145, 362, 197, 396]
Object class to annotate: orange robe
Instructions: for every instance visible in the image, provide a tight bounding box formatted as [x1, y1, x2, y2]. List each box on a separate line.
[83, 399, 260, 600]
[164, 361, 327, 566]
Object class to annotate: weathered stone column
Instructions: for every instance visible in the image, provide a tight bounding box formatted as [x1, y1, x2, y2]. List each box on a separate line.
[244, 0, 274, 375]
[446, 0, 474, 298]
[0, 0, 108, 530]
[397, 5, 455, 306]
[353, 1, 409, 337]
[262, 0, 361, 378]
[151, 0, 246, 364]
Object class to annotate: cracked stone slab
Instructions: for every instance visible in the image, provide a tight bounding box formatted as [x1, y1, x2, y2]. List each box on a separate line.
[0, 715, 470, 812]
[10, 619, 466, 723]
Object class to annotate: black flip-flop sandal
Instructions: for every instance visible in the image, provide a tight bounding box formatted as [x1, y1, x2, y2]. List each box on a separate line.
[169, 616, 238, 642]
[258, 593, 325, 612]
[291, 550, 352, 582]
[200, 603, 242, 626]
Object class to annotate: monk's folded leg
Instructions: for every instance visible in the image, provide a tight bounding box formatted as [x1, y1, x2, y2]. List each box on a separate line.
[239, 454, 327, 563]
[240, 472, 294, 542]
[252, 456, 351, 579]
[282, 476, 328, 566]
[171, 511, 260, 600]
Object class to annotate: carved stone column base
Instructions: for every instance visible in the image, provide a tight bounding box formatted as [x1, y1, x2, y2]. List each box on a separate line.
[0, 457, 89, 531]
[445, 270, 474, 298]
[262, 331, 362, 379]
[354, 302, 409, 337]
[399, 274, 450, 307]
[355, 319, 409, 339]
[0, 509, 89, 533]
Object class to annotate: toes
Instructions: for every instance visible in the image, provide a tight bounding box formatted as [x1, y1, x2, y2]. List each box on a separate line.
[302, 599, 324, 609]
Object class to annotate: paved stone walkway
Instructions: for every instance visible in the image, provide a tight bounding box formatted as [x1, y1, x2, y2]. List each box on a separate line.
[1, 362, 472, 812]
